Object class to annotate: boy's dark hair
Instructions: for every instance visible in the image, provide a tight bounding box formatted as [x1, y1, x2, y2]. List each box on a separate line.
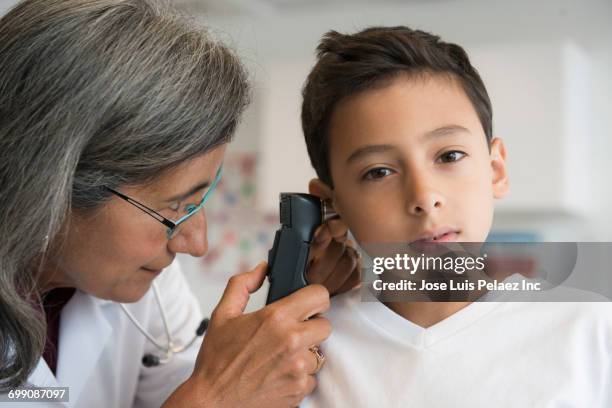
[301, 26, 493, 187]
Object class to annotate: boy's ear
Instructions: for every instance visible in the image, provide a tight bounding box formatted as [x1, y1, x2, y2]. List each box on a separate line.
[490, 137, 509, 199]
[309, 179, 349, 237]
[309, 178, 340, 216]
[308, 178, 334, 201]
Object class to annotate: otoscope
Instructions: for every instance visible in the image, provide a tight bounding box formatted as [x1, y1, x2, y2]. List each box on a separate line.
[265, 193, 337, 304]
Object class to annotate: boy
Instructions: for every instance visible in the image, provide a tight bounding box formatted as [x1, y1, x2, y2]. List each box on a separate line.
[299, 26, 612, 407]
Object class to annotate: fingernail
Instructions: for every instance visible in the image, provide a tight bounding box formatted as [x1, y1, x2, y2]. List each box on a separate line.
[349, 246, 362, 259]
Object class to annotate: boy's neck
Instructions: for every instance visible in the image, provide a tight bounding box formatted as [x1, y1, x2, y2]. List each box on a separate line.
[383, 301, 472, 329]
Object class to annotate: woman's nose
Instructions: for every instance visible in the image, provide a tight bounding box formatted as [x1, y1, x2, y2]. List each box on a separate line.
[168, 209, 208, 257]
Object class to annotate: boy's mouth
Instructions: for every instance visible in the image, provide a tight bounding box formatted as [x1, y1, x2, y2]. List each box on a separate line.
[410, 227, 460, 244]
[408, 227, 460, 254]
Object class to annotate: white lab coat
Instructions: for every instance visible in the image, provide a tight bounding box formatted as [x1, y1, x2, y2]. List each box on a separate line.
[0, 261, 204, 408]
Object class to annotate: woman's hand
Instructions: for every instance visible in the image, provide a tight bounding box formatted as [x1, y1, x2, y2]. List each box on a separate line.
[306, 218, 361, 296]
[163, 262, 331, 408]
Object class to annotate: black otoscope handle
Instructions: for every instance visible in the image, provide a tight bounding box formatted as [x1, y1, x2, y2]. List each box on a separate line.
[266, 193, 323, 304]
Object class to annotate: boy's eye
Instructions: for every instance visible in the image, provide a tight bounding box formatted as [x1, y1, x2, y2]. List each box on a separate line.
[363, 167, 395, 180]
[168, 201, 181, 212]
[438, 150, 466, 163]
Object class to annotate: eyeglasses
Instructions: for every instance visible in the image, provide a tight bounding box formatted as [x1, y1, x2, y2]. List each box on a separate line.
[105, 164, 223, 239]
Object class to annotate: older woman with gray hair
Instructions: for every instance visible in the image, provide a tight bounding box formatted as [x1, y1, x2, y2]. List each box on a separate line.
[0, 0, 359, 406]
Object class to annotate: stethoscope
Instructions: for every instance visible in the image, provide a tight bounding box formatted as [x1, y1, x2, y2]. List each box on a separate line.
[119, 281, 209, 367]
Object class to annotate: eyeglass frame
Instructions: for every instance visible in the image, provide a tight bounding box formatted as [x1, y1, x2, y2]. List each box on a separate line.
[104, 164, 223, 239]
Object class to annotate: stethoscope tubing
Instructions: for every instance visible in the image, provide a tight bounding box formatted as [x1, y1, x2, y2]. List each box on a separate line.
[119, 281, 203, 357]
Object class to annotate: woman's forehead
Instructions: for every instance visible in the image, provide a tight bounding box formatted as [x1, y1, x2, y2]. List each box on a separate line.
[125, 145, 226, 200]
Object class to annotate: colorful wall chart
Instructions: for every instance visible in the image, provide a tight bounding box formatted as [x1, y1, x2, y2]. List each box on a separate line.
[199, 152, 278, 282]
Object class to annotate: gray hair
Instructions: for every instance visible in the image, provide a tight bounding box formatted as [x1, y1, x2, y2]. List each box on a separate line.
[0, 0, 250, 390]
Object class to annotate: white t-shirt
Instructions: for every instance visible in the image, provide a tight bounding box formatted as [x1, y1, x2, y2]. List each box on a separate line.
[302, 285, 612, 408]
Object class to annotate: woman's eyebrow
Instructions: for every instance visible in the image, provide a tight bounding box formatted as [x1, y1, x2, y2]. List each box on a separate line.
[164, 180, 210, 203]
[346, 144, 395, 164]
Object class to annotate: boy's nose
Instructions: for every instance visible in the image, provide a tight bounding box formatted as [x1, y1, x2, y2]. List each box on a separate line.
[168, 209, 209, 257]
[405, 179, 444, 216]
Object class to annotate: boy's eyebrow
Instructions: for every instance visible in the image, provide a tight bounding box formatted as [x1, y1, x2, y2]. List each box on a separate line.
[345, 126, 470, 164]
[423, 125, 470, 139]
[346, 144, 395, 164]
[163, 180, 210, 203]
